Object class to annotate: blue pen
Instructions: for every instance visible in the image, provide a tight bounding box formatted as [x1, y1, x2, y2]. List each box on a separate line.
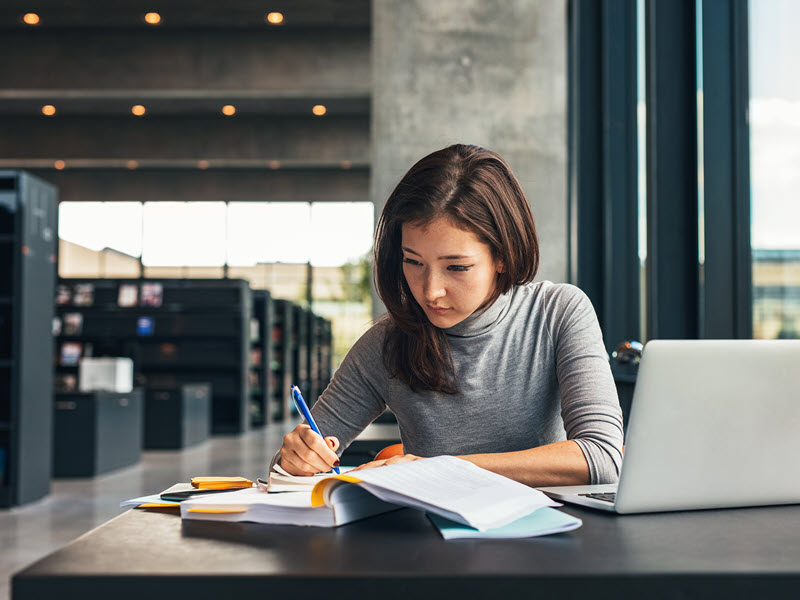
[291, 385, 340, 474]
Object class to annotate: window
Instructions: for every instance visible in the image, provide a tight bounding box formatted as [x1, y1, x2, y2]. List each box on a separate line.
[750, 0, 800, 339]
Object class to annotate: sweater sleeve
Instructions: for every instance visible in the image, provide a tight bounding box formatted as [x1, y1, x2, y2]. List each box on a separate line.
[268, 319, 389, 472]
[546, 285, 624, 484]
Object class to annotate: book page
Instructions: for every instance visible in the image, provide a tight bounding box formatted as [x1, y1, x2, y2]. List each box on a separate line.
[348, 456, 558, 531]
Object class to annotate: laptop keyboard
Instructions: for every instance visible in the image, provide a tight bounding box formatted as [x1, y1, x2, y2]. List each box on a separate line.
[579, 492, 616, 503]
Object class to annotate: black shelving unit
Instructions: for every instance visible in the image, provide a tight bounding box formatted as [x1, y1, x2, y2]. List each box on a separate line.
[53, 278, 251, 435]
[0, 170, 57, 507]
[53, 389, 143, 477]
[313, 316, 333, 400]
[250, 290, 274, 427]
[270, 299, 294, 422]
[292, 304, 311, 408]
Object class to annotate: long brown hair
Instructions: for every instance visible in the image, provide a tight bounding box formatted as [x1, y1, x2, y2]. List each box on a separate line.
[374, 144, 539, 393]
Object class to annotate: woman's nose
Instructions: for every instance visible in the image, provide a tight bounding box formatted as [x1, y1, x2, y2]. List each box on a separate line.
[422, 271, 445, 301]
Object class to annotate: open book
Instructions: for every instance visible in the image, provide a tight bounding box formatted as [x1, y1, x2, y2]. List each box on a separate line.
[182, 456, 560, 531]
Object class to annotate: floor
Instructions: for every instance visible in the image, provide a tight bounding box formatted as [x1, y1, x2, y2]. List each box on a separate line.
[0, 424, 292, 600]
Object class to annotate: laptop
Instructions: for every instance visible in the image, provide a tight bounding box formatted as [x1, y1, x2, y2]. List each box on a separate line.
[538, 339, 800, 514]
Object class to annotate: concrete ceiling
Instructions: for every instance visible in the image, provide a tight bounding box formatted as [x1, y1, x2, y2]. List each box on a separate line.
[0, 0, 370, 30]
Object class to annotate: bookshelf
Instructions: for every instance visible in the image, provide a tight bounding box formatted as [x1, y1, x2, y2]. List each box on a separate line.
[270, 299, 294, 422]
[292, 305, 311, 408]
[0, 170, 57, 507]
[250, 290, 274, 427]
[311, 315, 333, 401]
[53, 278, 251, 435]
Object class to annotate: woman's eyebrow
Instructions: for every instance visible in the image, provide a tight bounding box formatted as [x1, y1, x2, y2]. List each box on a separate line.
[401, 246, 474, 260]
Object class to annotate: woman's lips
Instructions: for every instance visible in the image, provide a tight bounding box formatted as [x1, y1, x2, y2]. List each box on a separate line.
[427, 305, 450, 314]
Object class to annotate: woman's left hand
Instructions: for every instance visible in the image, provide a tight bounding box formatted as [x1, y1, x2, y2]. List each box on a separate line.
[351, 454, 422, 471]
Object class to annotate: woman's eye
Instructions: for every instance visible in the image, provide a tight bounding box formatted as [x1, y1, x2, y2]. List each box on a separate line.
[448, 265, 472, 272]
[402, 257, 421, 266]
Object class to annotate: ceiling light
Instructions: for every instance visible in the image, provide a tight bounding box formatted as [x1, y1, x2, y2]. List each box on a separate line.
[269, 160, 280, 170]
[197, 160, 210, 170]
[126, 160, 139, 170]
[41, 105, 56, 116]
[144, 13, 161, 25]
[131, 105, 146, 116]
[312, 105, 327, 116]
[23, 13, 40, 25]
[221, 105, 236, 116]
[340, 160, 351, 170]
[266, 12, 284, 25]
[54, 160, 66, 170]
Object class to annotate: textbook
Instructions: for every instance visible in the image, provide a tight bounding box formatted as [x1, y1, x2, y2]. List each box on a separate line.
[182, 456, 560, 531]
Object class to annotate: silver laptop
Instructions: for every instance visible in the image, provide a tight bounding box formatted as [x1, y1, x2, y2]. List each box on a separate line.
[538, 339, 800, 514]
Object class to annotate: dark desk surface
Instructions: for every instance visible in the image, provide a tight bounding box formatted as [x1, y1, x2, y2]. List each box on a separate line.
[13, 503, 800, 599]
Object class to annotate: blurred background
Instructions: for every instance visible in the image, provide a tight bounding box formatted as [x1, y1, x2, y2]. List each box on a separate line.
[0, 0, 799, 581]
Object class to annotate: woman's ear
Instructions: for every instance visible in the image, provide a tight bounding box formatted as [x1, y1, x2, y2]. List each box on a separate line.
[496, 261, 505, 274]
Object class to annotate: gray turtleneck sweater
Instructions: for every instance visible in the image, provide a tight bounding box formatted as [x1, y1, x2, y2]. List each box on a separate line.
[281, 281, 624, 484]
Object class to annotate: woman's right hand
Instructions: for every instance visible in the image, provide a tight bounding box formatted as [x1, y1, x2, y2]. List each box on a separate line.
[279, 424, 340, 476]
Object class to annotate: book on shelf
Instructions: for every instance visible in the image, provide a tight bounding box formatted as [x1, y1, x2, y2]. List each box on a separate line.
[55, 284, 72, 306]
[60, 342, 82, 366]
[117, 284, 138, 308]
[181, 456, 561, 532]
[140, 282, 163, 307]
[136, 316, 154, 336]
[73, 283, 94, 306]
[63, 312, 83, 336]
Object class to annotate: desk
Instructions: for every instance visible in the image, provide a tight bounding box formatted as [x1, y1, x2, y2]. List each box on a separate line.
[12, 503, 800, 599]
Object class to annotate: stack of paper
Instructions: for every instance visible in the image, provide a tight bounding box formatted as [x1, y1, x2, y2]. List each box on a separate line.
[183, 487, 395, 527]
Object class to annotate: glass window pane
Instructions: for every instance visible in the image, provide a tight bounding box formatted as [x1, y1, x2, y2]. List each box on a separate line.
[59, 201, 142, 256]
[750, 0, 800, 339]
[227, 202, 311, 266]
[58, 202, 142, 277]
[309, 202, 374, 267]
[143, 202, 226, 267]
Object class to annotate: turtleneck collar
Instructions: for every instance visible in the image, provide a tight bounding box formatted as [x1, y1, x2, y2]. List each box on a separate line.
[443, 287, 513, 338]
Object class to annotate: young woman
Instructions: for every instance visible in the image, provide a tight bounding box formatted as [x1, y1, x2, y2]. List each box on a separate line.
[275, 144, 623, 487]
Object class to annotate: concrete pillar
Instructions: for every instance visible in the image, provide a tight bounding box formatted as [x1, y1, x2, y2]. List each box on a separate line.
[371, 0, 568, 317]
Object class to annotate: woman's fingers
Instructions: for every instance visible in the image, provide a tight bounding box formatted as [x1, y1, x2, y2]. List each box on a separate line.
[298, 427, 339, 468]
[352, 454, 421, 471]
[279, 425, 340, 475]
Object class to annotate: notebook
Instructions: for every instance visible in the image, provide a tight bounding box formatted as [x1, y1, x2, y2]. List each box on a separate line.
[182, 455, 560, 531]
[428, 506, 582, 540]
[538, 339, 800, 514]
[260, 463, 352, 493]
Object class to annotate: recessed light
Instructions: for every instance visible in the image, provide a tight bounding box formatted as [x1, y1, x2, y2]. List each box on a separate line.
[312, 105, 327, 116]
[144, 12, 161, 25]
[41, 105, 56, 116]
[197, 160, 210, 170]
[23, 13, 40, 25]
[54, 160, 66, 170]
[266, 12, 284, 25]
[340, 160, 352, 170]
[126, 160, 139, 170]
[269, 160, 281, 170]
[222, 105, 236, 116]
[131, 105, 146, 116]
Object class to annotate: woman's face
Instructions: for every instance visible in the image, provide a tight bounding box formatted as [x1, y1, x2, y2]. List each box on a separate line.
[401, 217, 503, 329]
